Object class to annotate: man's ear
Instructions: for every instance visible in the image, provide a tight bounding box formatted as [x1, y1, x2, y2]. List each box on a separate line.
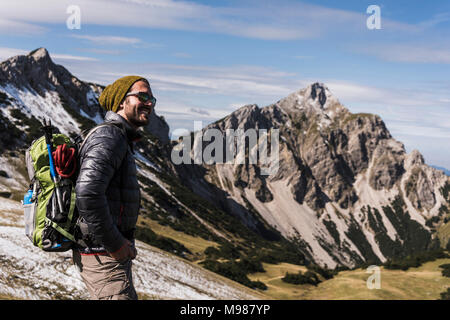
[117, 97, 127, 111]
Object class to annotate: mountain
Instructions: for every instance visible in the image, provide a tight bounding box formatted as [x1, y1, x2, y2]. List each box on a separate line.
[0, 47, 170, 143]
[431, 165, 450, 177]
[0, 48, 449, 299]
[0, 197, 264, 299]
[173, 83, 450, 268]
[0, 48, 307, 298]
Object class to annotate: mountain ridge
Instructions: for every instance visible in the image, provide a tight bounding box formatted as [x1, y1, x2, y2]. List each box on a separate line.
[431, 165, 450, 177]
[0, 47, 170, 143]
[173, 82, 450, 268]
[0, 48, 311, 296]
[0, 48, 449, 286]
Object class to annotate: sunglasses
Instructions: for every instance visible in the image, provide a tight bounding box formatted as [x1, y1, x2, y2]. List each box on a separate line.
[126, 91, 157, 107]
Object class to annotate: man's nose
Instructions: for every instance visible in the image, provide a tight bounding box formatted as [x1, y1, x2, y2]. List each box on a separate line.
[144, 100, 154, 106]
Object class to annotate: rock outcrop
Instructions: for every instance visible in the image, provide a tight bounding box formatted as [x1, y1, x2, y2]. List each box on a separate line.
[173, 82, 450, 267]
[0, 48, 170, 143]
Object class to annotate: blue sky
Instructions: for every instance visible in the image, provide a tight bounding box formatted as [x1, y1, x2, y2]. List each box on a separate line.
[1, 0, 450, 169]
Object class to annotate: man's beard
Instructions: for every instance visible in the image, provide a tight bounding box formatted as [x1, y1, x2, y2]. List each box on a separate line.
[129, 114, 149, 127]
[127, 104, 151, 128]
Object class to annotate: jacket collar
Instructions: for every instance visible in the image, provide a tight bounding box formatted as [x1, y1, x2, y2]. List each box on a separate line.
[104, 111, 142, 144]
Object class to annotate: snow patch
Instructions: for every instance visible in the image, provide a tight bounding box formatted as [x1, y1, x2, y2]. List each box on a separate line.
[0, 201, 260, 300]
[85, 89, 98, 106]
[135, 152, 160, 172]
[79, 108, 104, 125]
[0, 84, 80, 136]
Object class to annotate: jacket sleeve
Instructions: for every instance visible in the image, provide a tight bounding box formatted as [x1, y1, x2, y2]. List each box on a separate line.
[75, 125, 127, 253]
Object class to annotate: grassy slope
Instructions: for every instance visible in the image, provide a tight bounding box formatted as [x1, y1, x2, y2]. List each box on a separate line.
[2, 197, 449, 300]
[141, 216, 450, 300]
[437, 221, 450, 249]
[2, 147, 448, 300]
[248, 263, 309, 300]
[248, 258, 450, 300]
[137, 216, 220, 256]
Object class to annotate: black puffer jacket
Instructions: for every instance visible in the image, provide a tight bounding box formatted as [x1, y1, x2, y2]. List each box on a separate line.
[75, 111, 141, 254]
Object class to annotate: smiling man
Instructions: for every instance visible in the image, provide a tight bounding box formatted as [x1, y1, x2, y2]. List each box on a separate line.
[117, 80, 155, 128]
[73, 75, 155, 300]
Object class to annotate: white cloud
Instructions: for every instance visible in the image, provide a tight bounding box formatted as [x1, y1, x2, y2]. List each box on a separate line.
[83, 63, 299, 100]
[151, 72, 294, 97]
[2, 43, 448, 166]
[158, 102, 229, 121]
[355, 44, 450, 64]
[71, 35, 142, 45]
[75, 48, 124, 55]
[172, 52, 192, 58]
[0, 47, 28, 61]
[418, 12, 450, 29]
[0, 18, 47, 35]
[390, 124, 450, 139]
[0, 0, 420, 40]
[51, 54, 99, 61]
[324, 80, 450, 108]
[189, 107, 210, 116]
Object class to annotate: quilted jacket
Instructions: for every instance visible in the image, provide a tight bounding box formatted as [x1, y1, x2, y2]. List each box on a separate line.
[75, 111, 141, 254]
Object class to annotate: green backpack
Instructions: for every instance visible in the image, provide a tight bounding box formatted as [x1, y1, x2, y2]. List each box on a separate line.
[23, 120, 123, 252]
[24, 133, 77, 251]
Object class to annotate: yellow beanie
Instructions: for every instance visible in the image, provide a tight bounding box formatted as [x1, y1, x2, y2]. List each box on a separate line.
[99, 75, 147, 112]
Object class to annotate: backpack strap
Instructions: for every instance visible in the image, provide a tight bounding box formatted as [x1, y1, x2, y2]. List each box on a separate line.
[78, 121, 126, 156]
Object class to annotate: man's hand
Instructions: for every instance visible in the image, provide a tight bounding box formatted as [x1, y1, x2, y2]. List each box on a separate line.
[109, 239, 137, 262]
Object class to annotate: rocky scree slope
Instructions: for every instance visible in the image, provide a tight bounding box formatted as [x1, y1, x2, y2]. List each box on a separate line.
[173, 82, 450, 268]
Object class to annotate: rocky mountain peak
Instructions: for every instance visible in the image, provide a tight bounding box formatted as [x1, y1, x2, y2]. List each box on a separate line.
[175, 80, 450, 268]
[233, 104, 259, 118]
[307, 82, 328, 107]
[0, 48, 170, 143]
[29, 47, 51, 62]
[405, 149, 425, 168]
[271, 82, 343, 122]
[0, 47, 62, 90]
[1, 47, 53, 74]
[232, 104, 262, 124]
[207, 104, 272, 133]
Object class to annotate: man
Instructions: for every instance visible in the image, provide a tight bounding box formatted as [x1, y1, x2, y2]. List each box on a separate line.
[73, 75, 156, 300]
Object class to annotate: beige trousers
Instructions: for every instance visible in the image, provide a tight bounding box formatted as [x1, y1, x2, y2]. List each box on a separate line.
[72, 250, 138, 300]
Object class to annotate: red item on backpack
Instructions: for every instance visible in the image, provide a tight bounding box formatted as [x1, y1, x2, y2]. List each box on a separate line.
[52, 143, 77, 178]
